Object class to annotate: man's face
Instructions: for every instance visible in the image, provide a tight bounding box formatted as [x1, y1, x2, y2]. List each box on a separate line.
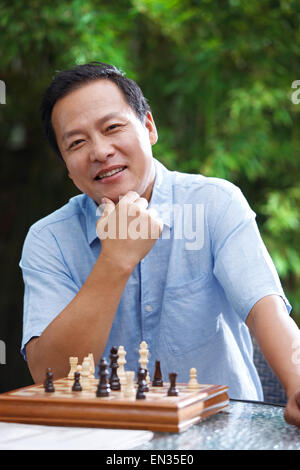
[52, 79, 158, 205]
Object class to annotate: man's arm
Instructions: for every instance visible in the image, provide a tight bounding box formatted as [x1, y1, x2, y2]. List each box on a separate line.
[26, 252, 132, 383]
[26, 191, 162, 383]
[246, 294, 300, 427]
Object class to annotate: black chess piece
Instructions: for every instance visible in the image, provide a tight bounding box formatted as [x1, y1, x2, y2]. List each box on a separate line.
[136, 367, 149, 392]
[96, 358, 111, 397]
[72, 371, 82, 392]
[109, 346, 121, 391]
[167, 372, 179, 397]
[152, 360, 163, 387]
[44, 367, 55, 393]
[136, 368, 147, 400]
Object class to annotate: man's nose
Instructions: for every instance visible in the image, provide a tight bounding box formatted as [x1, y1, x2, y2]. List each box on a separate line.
[89, 135, 114, 162]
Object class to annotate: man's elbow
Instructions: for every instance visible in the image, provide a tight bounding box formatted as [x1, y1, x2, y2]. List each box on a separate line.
[26, 337, 44, 383]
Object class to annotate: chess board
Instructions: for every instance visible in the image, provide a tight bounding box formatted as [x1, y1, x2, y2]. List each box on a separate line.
[0, 378, 229, 433]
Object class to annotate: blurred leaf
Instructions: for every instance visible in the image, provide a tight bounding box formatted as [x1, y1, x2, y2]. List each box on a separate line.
[1, 0, 300, 393]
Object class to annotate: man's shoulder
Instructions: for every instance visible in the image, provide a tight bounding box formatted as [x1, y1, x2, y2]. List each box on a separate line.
[155, 160, 244, 209]
[172, 168, 240, 199]
[28, 194, 88, 235]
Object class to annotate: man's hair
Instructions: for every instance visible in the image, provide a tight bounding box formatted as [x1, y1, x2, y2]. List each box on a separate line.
[40, 61, 151, 159]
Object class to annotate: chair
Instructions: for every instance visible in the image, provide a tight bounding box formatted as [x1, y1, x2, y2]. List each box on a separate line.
[251, 335, 287, 406]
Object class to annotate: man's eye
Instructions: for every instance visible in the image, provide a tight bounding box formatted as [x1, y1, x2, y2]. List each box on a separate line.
[106, 124, 120, 132]
[69, 139, 84, 149]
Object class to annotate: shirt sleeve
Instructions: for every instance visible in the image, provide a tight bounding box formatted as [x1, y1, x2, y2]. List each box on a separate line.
[211, 184, 292, 322]
[19, 226, 79, 360]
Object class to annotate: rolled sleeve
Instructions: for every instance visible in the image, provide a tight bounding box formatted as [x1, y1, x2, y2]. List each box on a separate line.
[19, 226, 79, 360]
[212, 186, 292, 321]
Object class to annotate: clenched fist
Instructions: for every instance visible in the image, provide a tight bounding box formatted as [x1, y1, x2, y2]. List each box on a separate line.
[96, 191, 163, 271]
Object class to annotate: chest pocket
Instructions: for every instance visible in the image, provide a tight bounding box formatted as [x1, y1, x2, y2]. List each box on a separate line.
[161, 274, 221, 356]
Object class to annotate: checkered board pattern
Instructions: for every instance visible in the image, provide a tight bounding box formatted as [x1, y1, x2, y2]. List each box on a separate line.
[9, 378, 221, 402]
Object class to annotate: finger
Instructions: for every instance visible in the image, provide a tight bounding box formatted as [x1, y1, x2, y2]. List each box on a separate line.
[100, 197, 115, 217]
[284, 405, 300, 427]
[118, 191, 140, 206]
[134, 197, 148, 211]
[96, 198, 115, 238]
[295, 390, 300, 407]
[127, 197, 149, 218]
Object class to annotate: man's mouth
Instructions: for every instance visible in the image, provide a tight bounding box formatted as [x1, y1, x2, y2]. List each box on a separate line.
[94, 166, 127, 181]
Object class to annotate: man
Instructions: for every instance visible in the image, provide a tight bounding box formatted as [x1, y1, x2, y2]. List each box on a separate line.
[20, 62, 300, 427]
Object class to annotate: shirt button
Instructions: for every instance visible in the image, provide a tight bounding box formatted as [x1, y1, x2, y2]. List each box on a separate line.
[145, 305, 153, 312]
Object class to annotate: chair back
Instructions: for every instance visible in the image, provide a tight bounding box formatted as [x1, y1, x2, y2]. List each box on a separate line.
[252, 335, 287, 406]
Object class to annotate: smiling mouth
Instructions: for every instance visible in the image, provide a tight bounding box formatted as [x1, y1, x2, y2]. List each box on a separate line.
[94, 166, 127, 181]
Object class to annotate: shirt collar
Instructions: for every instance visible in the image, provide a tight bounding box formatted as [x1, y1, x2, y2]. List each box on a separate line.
[85, 195, 100, 245]
[149, 158, 173, 229]
[85, 158, 174, 246]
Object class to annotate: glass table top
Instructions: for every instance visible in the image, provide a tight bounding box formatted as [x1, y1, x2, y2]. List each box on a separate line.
[135, 400, 300, 450]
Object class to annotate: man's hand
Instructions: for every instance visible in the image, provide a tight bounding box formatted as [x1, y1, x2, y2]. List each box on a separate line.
[96, 191, 163, 271]
[284, 390, 300, 428]
[246, 295, 300, 429]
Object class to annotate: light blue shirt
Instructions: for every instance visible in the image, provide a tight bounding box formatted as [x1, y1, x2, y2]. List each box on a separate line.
[20, 158, 291, 400]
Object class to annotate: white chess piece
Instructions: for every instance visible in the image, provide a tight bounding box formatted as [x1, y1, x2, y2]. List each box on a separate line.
[81, 357, 92, 389]
[138, 341, 150, 384]
[123, 371, 136, 399]
[88, 353, 95, 379]
[67, 357, 78, 380]
[117, 345, 127, 380]
[188, 367, 200, 390]
[119, 372, 127, 397]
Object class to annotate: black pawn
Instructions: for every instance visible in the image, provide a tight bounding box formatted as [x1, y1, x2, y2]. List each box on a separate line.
[72, 371, 82, 392]
[96, 358, 111, 397]
[136, 367, 149, 392]
[109, 346, 121, 391]
[167, 373, 179, 397]
[138, 368, 149, 392]
[152, 360, 163, 387]
[136, 368, 147, 400]
[44, 368, 55, 393]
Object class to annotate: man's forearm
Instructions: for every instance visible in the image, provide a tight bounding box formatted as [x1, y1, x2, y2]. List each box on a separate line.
[246, 295, 300, 398]
[26, 253, 133, 383]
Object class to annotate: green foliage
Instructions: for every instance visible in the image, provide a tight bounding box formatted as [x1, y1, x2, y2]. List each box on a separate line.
[1, 0, 300, 336]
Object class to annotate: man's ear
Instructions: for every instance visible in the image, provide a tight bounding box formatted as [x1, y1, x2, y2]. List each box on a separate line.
[145, 112, 158, 145]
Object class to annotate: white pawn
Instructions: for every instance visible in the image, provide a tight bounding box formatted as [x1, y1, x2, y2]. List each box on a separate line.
[138, 341, 150, 384]
[67, 357, 78, 380]
[188, 367, 200, 390]
[81, 357, 91, 389]
[119, 373, 127, 397]
[117, 345, 127, 380]
[123, 371, 136, 399]
[88, 353, 95, 379]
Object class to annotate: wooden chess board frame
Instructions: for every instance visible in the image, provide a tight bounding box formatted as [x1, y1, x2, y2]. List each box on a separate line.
[0, 379, 229, 433]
